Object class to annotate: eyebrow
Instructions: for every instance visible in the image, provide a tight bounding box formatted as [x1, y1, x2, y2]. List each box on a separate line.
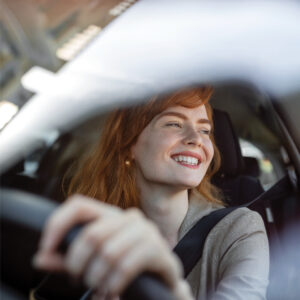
[158, 111, 212, 126]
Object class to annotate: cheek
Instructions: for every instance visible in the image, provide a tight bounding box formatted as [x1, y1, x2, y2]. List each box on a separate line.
[204, 139, 214, 164]
[132, 132, 176, 176]
[132, 132, 160, 163]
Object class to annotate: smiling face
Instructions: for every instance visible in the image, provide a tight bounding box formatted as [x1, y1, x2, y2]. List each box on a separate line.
[131, 105, 214, 190]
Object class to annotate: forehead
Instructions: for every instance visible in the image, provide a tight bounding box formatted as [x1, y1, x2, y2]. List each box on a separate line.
[159, 105, 209, 119]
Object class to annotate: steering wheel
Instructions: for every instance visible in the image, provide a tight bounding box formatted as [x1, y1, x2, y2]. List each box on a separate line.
[0, 188, 175, 300]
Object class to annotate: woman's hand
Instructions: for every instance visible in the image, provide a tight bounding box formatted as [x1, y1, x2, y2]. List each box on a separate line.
[33, 195, 193, 300]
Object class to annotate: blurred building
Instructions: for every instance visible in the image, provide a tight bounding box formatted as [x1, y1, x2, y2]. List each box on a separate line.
[0, 0, 137, 118]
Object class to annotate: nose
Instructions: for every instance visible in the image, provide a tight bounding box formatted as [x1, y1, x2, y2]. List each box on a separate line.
[182, 126, 203, 147]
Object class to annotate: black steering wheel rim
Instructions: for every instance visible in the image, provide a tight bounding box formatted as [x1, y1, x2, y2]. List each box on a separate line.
[0, 188, 175, 300]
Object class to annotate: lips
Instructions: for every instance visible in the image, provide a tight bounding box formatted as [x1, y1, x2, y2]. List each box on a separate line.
[171, 151, 203, 168]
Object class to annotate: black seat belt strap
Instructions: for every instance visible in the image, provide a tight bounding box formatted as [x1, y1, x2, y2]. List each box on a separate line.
[173, 206, 237, 278]
[246, 175, 292, 208]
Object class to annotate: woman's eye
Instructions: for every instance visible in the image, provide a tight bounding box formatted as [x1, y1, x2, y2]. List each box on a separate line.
[166, 122, 182, 128]
[199, 128, 211, 135]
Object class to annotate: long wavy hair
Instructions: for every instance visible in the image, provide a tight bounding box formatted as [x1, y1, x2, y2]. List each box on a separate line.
[66, 87, 223, 208]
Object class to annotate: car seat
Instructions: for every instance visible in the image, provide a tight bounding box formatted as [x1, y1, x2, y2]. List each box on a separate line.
[243, 156, 261, 178]
[211, 109, 276, 240]
[212, 109, 264, 206]
[211, 109, 300, 299]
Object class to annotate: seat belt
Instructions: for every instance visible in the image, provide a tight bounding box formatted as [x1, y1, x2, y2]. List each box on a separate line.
[173, 175, 293, 278]
[173, 206, 237, 278]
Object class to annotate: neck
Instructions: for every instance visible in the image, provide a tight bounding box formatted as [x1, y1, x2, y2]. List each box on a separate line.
[138, 181, 189, 248]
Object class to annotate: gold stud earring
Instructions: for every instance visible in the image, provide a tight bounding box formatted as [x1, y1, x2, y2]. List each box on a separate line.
[125, 159, 131, 166]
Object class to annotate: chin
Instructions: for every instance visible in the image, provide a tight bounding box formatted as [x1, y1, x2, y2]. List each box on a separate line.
[174, 178, 202, 189]
[173, 170, 206, 187]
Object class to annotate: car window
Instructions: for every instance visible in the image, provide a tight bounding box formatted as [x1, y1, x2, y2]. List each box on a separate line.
[240, 138, 278, 189]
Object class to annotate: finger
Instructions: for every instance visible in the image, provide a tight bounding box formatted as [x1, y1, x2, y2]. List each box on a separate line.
[98, 221, 144, 262]
[39, 195, 120, 253]
[33, 252, 65, 271]
[105, 242, 181, 296]
[91, 290, 106, 300]
[65, 208, 145, 277]
[84, 255, 111, 288]
[91, 289, 119, 300]
[105, 243, 151, 295]
[172, 279, 194, 300]
[83, 222, 142, 287]
[91, 286, 108, 300]
[65, 217, 132, 276]
[86, 210, 181, 295]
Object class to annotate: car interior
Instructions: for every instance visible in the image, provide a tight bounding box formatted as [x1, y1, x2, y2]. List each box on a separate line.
[1, 83, 300, 299]
[1, 0, 300, 299]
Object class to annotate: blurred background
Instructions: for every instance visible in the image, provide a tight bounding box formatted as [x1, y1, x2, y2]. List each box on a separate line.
[0, 0, 137, 129]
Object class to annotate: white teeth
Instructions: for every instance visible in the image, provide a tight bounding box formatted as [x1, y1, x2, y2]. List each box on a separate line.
[173, 155, 199, 165]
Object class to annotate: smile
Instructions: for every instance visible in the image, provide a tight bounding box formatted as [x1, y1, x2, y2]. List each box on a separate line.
[171, 153, 202, 169]
[173, 155, 198, 165]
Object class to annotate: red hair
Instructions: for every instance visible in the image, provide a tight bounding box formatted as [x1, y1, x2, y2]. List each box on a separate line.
[67, 87, 223, 208]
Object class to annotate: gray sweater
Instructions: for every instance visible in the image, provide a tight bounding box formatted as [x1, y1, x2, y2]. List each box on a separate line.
[178, 193, 269, 300]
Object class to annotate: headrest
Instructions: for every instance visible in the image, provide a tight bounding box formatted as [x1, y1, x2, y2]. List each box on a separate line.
[243, 156, 261, 178]
[213, 109, 244, 177]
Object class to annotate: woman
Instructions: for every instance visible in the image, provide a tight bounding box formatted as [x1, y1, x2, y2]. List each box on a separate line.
[33, 87, 269, 299]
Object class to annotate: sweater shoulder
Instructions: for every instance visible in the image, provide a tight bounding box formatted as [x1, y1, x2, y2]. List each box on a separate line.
[216, 207, 265, 233]
[205, 207, 268, 254]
